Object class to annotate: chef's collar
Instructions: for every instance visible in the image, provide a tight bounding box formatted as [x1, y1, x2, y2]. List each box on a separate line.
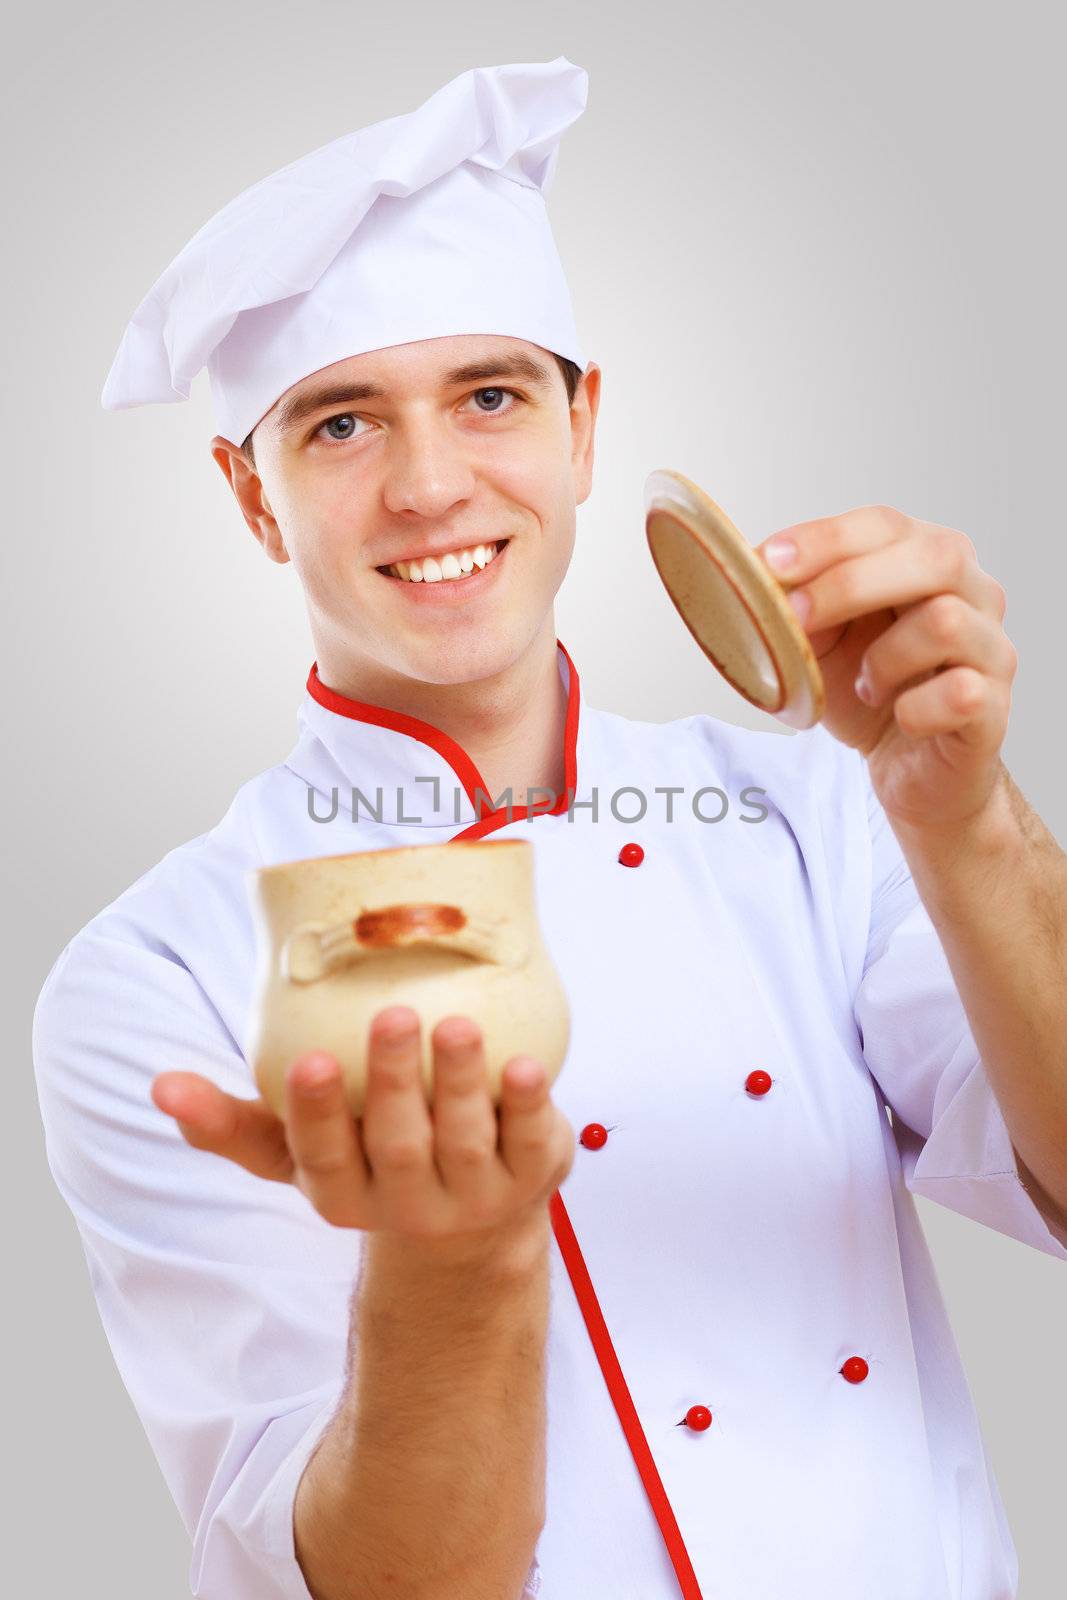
[288, 638, 588, 833]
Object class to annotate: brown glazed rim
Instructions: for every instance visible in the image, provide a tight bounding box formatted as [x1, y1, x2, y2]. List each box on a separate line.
[256, 837, 527, 879]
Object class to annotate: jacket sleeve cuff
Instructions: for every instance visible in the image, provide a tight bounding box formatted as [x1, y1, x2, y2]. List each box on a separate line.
[222, 1385, 346, 1600]
[894, 1036, 1067, 1260]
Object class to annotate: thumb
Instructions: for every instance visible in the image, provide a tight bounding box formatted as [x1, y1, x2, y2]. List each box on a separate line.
[151, 1072, 296, 1183]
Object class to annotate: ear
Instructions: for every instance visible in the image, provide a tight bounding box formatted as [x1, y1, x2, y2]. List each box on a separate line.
[570, 363, 601, 508]
[210, 436, 290, 564]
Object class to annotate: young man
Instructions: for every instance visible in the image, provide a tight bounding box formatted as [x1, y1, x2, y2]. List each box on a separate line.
[33, 55, 1067, 1600]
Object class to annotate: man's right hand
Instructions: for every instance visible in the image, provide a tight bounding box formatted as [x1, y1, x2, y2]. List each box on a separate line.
[150, 1006, 576, 1246]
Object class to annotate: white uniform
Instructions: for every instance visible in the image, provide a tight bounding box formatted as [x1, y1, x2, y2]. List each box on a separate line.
[32, 639, 1067, 1600]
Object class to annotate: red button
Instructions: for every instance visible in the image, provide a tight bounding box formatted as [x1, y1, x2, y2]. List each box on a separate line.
[684, 1405, 713, 1432]
[580, 1123, 608, 1150]
[840, 1356, 869, 1384]
[745, 1070, 773, 1096]
[618, 842, 644, 867]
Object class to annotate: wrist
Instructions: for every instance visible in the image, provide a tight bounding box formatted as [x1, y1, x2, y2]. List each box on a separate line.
[369, 1204, 551, 1279]
[888, 770, 1029, 918]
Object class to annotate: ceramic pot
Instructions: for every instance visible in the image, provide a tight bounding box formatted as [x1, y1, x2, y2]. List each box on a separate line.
[245, 839, 570, 1118]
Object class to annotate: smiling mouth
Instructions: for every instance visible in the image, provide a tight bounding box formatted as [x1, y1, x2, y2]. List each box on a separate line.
[376, 538, 510, 584]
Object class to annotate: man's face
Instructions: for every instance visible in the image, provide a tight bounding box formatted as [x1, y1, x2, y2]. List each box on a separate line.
[213, 335, 600, 690]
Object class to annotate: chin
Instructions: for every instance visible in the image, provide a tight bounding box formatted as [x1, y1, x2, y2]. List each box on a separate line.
[396, 623, 535, 687]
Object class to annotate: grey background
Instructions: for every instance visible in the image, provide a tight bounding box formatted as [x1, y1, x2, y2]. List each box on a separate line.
[7, 1, 1065, 1593]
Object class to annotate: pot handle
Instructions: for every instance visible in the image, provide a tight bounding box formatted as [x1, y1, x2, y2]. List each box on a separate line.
[282, 902, 528, 985]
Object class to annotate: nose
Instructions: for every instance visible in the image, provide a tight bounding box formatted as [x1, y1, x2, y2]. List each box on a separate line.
[380, 414, 478, 520]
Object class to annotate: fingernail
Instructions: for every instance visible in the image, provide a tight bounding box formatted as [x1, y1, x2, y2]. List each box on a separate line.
[378, 1025, 417, 1049]
[374, 1007, 419, 1042]
[508, 1060, 544, 1090]
[854, 668, 873, 703]
[299, 1055, 338, 1092]
[763, 537, 797, 574]
[153, 1082, 183, 1115]
[787, 589, 811, 624]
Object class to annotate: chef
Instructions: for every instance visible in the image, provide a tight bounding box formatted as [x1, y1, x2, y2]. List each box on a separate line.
[32, 54, 1067, 1600]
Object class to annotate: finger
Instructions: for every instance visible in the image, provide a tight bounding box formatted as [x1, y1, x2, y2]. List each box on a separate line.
[285, 1052, 371, 1226]
[759, 506, 986, 592]
[780, 528, 993, 636]
[758, 505, 908, 586]
[151, 1071, 295, 1183]
[892, 666, 1009, 748]
[429, 1016, 500, 1207]
[360, 1007, 441, 1231]
[497, 1056, 567, 1189]
[857, 597, 1018, 708]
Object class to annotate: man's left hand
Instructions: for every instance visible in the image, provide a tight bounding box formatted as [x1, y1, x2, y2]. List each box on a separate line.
[756, 506, 1017, 830]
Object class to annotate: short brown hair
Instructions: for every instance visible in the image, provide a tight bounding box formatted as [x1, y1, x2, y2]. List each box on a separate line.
[240, 350, 583, 467]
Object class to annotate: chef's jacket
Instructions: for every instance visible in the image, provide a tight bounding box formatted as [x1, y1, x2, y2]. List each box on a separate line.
[32, 639, 1067, 1600]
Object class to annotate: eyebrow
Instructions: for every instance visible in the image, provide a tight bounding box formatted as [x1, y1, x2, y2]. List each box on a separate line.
[272, 350, 557, 438]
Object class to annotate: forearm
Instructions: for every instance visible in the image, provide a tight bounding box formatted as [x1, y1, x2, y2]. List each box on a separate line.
[293, 1211, 551, 1600]
[890, 762, 1067, 1220]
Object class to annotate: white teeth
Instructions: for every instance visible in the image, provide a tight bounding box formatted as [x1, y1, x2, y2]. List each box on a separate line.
[387, 541, 504, 583]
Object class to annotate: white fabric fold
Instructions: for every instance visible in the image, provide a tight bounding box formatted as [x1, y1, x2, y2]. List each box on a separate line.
[101, 57, 588, 443]
[854, 763, 1067, 1258]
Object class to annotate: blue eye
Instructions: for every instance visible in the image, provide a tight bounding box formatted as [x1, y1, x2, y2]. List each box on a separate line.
[322, 414, 360, 441]
[470, 387, 521, 414]
[314, 387, 522, 445]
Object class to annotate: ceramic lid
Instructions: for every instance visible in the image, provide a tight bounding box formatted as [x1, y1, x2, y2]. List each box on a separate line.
[644, 469, 825, 730]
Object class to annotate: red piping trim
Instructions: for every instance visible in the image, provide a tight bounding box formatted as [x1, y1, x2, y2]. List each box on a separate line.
[306, 638, 581, 828]
[445, 655, 700, 1598]
[306, 664, 488, 812]
[305, 636, 700, 1596]
[547, 1191, 704, 1599]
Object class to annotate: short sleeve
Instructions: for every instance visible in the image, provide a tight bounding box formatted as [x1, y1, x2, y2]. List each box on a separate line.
[853, 774, 1067, 1261]
[32, 928, 362, 1599]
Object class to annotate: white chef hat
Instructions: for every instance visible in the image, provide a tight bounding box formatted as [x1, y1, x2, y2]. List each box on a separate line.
[101, 57, 588, 446]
